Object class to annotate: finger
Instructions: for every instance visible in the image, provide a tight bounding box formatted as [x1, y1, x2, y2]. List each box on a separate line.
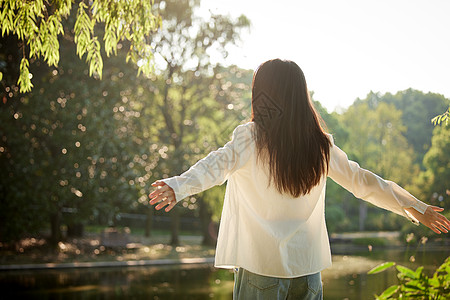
[429, 223, 442, 234]
[431, 206, 444, 212]
[149, 190, 162, 201]
[165, 200, 177, 212]
[439, 226, 448, 234]
[436, 221, 449, 233]
[149, 195, 164, 206]
[148, 191, 158, 199]
[438, 216, 450, 230]
[151, 181, 166, 187]
[156, 197, 173, 210]
[149, 190, 171, 205]
[435, 212, 450, 228]
[155, 198, 169, 210]
[149, 185, 169, 199]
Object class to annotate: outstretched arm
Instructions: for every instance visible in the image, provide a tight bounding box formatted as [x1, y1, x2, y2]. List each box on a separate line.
[328, 136, 449, 232]
[148, 123, 253, 212]
[405, 206, 450, 234]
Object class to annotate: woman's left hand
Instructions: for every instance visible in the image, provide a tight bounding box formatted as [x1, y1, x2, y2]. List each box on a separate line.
[149, 181, 177, 212]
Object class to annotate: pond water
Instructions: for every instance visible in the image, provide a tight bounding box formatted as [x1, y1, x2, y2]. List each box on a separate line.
[1, 248, 448, 299]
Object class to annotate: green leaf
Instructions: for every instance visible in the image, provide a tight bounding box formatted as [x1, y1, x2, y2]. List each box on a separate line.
[74, 2, 94, 58]
[428, 277, 439, 287]
[404, 280, 422, 287]
[378, 285, 399, 299]
[17, 57, 33, 93]
[368, 262, 396, 274]
[396, 265, 417, 279]
[415, 266, 424, 278]
[432, 107, 450, 126]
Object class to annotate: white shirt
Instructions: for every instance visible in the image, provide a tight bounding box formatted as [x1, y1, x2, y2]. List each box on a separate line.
[161, 122, 428, 278]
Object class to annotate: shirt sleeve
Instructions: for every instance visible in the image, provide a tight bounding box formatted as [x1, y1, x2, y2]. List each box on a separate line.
[160, 123, 253, 202]
[327, 135, 429, 224]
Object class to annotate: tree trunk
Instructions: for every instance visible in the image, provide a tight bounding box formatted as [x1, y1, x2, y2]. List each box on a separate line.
[170, 207, 180, 245]
[359, 202, 367, 231]
[49, 211, 62, 246]
[145, 206, 153, 237]
[160, 67, 183, 247]
[67, 223, 84, 238]
[199, 196, 216, 246]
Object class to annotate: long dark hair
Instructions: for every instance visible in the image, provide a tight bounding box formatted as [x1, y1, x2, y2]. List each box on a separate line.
[251, 59, 330, 197]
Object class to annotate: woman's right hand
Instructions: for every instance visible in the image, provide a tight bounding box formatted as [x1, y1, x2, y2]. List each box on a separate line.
[149, 181, 177, 212]
[405, 206, 450, 234]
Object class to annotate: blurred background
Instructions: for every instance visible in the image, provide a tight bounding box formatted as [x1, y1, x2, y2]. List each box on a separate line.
[0, 0, 449, 299]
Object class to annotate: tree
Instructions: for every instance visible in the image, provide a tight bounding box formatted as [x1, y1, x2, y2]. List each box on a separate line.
[141, 0, 249, 245]
[195, 66, 253, 245]
[0, 21, 157, 243]
[418, 125, 449, 208]
[123, 64, 252, 240]
[311, 96, 353, 232]
[359, 89, 449, 166]
[339, 100, 418, 231]
[0, 0, 251, 245]
[432, 107, 449, 126]
[0, 0, 161, 93]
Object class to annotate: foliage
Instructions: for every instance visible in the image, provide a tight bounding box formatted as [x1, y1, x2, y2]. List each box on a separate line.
[412, 125, 450, 211]
[0, 0, 251, 244]
[341, 100, 416, 185]
[198, 185, 226, 224]
[322, 89, 449, 232]
[421, 126, 449, 206]
[0, 0, 161, 92]
[324, 204, 347, 233]
[312, 97, 349, 145]
[432, 107, 449, 126]
[311, 97, 355, 233]
[333, 99, 417, 231]
[366, 89, 449, 166]
[0, 21, 159, 241]
[368, 257, 450, 299]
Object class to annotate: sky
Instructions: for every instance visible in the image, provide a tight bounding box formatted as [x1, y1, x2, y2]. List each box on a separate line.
[199, 0, 450, 112]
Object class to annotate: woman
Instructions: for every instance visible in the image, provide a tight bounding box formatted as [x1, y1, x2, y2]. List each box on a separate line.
[149, 59, 449, 299]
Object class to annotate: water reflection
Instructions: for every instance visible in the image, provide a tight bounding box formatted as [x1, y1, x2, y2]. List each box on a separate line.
[1, 250, 448, 299]
[2, 264, 234, 299]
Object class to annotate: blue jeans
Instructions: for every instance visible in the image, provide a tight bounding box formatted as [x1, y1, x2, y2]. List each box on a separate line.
[233, 268, 323, 300]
